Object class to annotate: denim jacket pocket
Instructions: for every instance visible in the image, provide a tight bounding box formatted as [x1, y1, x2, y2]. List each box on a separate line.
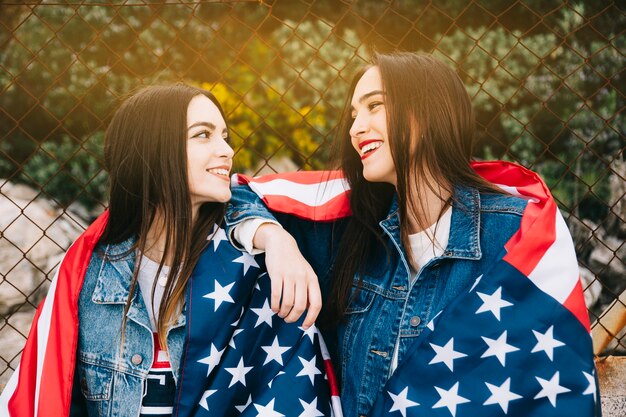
[345, 284, 375, 315]
[76, 355, 114, 401]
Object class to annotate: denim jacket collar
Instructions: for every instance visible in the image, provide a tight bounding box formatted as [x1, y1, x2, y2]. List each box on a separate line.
[92, 237, 136, 304]
[91, 237, 186, 329]
[379, 184, 482, 262]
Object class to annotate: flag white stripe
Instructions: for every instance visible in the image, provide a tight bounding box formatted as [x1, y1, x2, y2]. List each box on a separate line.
[317, 329, 330, 360]
[331, 396, 344, 417]
[248, 178, 349, 207]
[494, 183, 540, 203]
[528, 210, 579, 303]
[0, 363, 20, 414]
[33, 258, 63, 417]
[139, 405, 174, 414]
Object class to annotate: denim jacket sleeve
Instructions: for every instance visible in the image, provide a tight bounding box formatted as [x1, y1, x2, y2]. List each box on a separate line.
[225, 182, 347, 296]
[225, 183, 279, 228]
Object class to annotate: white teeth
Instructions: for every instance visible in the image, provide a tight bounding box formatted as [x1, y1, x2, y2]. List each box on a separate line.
[361, 141, 382, 156]
[208, 168, 229, 176]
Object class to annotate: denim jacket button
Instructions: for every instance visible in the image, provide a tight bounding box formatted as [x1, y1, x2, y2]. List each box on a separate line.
[410, 316, 421, 327]
[131, 354, 143, 365]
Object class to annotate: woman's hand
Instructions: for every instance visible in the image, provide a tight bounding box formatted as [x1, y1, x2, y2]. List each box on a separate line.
[254, 223, 321, 329]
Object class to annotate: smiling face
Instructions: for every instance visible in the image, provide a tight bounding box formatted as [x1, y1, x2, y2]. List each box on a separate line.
[349, 66, 397, 186]
[186, 94, 234, 209]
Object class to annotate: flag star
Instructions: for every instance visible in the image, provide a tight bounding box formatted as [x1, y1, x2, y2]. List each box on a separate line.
[582, 371, 597, 403]
[231, 307, 244, 327]
[534, 371, 571, 407]
[481, 331, 519, 366]
[262, 336, 291, 366]
[432, 382, 470, 417]
[388, 387, 420, 417]
[251, 299, 275, 328]
[229, 328, 244, 349]
[254, 274, 267, 291]
[203, 281, 235, 311]
[199, 389, 217, 410]
[427, 310, 442, 331]
[268, 371, 286, 388]
[235, 394, 252, 412]
[225, 358, 254, 388]
[468, 274, 483, 292]
[531, 325, 565, 361]
[475, 287, 513, 321]
[233, 253, 259, 275]
[253, 399, 285, 417]
[299, 324, 318, 343]
[210, 224, 228, 251]
[429, 338, 467, 372]
[197, 343, 225, 376]
[298, 397, 324, 417]
[483, 377, 523, 414]
[297, 356, 322, 385]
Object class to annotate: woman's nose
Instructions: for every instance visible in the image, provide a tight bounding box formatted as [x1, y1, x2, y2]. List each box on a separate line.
[219, 138, 234, 159]
[349, 112, 368, 137]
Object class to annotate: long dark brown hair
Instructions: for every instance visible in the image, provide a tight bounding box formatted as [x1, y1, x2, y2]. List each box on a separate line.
[100, 84, 227, 346]
[322, 52, 503, 327]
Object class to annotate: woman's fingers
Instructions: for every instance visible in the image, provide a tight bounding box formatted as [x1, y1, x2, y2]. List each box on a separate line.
[278, 280, 295, 318]
[261, 227, 322, 326]
[285, 276, 308, 323]
[302, 278, 322, 329]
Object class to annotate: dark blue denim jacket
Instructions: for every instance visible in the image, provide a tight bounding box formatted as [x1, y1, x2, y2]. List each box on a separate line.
[225, 184, 527, 417]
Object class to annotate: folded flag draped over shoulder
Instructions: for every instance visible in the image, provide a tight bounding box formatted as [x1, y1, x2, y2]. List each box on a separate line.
[1, 215, 342, 417]
[237, 161, 599, 417]
[0, 212, 109, 417]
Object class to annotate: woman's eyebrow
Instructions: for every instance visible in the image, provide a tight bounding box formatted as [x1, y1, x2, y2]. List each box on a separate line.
[358, 90, 384, 104]
[188, 121, 216, 131]
[351, 90, 385, 110]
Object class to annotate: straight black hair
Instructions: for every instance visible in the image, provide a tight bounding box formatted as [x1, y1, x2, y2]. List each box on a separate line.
[101, 84, 227, 346]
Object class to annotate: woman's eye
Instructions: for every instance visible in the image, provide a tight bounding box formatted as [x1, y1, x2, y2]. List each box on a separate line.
[192, 130, 211, 139]
[369, 101, 383, 111]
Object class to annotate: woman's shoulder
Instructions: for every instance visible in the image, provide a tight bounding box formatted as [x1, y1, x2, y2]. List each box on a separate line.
[479, 191, 528, 216]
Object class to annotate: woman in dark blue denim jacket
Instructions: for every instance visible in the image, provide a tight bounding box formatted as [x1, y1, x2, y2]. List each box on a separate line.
[225, 53, 590, 416]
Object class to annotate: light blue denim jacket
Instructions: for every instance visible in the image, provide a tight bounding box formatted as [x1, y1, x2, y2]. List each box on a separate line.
[70, 238, 186, 417]
[225, 183, 527, 417]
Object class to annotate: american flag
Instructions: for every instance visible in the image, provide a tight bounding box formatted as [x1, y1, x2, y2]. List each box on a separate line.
[0, 215, 342, 417]
[237, 161, 599, 417]
[175, 224, 341, 416]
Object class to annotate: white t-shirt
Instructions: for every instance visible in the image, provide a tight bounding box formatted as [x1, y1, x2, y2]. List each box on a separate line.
[407, 206, 452, 274]
[137, 255, 170, 332]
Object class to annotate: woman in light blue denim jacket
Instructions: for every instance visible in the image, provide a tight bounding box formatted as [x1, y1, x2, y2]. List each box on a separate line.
[225, 53, 548, 416]
[69, 84, 236, 416]
[68, 85, 322, 416]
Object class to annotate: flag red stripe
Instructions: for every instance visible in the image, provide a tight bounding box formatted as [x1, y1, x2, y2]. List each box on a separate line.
[8, 212, 109, 417]
[563, 279, 591, 331]
[239, 170, 344, 185]
[263, 193, 352, 221]
[323, 359, 340, 397]
[6, 304, 43, 416]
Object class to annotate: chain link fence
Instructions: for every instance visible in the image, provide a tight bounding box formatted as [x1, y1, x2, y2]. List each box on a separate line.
[1, 0, 624, 393]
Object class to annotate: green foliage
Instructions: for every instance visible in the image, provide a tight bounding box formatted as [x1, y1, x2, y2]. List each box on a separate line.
[21, 133, 107, 209]
[434, 6, 624, 221]
[0, 1, 622, 223]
